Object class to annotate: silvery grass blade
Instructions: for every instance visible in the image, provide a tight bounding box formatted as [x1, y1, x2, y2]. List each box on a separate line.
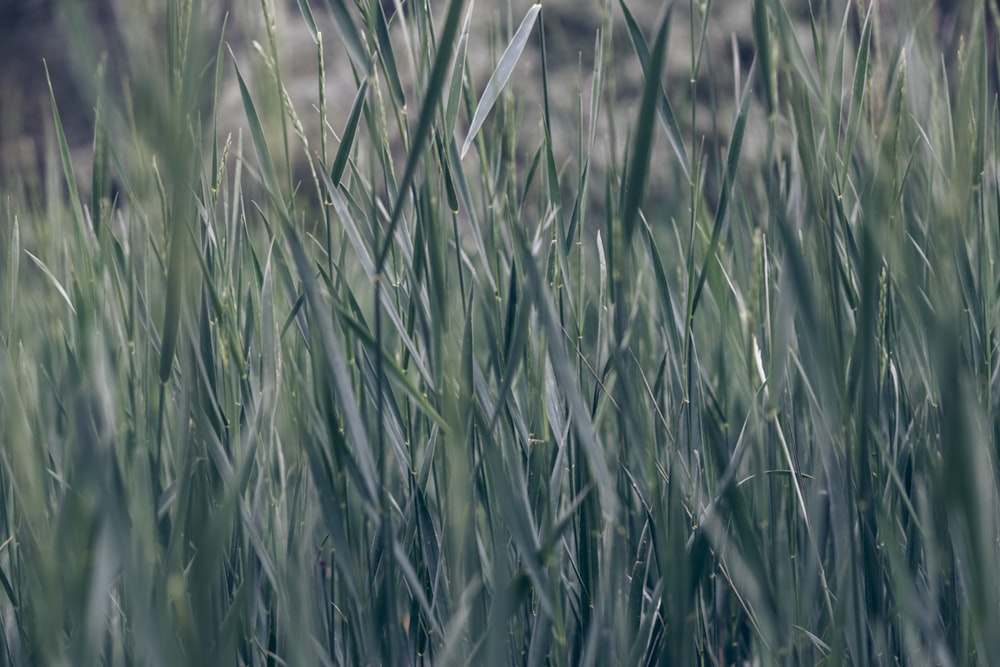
[330, 78, 369, 188]
[484, 260, 530, 431]
[379, 0, 467, 269]
[525, 610, 553, 667]
[24, 251, 75, 315]
[460, 4, 541, 159]
[620, 4, 670, 247]
[391, 538, 444, 641]
[435, 131, 460, 213]
[690, 58, 755, 317]
[322, 0, 373, 74]
[317, 168, 376, 275]
[639, 215, 684, 357]
[473, 411, 556, 618]
[446, 138, 494, 289]
[618, 0, 688, 181]
[565, 27, 609, 255]
[413, 482, 450, 615]
[517, 142, 544, 215]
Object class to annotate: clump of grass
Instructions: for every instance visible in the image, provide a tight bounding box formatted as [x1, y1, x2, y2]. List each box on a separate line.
[2, 0, 1000, 664]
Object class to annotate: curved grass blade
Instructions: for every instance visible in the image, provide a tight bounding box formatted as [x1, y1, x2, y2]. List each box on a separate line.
[297, 0, 320, 43]
[231, 54, 283, 209]
[460, 4, 541, 159]
[24, 251, 75, 315]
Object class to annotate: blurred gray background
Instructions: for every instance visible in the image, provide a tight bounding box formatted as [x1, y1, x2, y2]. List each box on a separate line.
[0, 0, 982, 202]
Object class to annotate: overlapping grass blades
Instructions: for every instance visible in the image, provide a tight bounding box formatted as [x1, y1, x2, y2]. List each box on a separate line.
[3, 0, 1000, 663]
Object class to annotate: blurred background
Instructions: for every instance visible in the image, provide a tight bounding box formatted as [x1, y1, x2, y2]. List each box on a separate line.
[0, 0, 988, 207]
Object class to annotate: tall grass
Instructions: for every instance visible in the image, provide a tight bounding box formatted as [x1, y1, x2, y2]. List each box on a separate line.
[2, 0, 1000, 663]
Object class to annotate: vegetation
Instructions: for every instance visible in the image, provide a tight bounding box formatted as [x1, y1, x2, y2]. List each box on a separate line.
[1, 0, 999, 663]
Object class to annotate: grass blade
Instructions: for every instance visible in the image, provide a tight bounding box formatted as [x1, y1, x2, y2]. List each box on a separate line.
[330, 78, 370, 187]
[618, 1, 688, 180]
[620, 4, 671, 245]
[460, 4, 541, 158]
[231, 53, 284, 210]
[23, 251, 75, 315]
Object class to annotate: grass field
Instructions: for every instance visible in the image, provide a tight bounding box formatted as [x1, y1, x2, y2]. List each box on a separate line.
[2, 0, 1000, 664]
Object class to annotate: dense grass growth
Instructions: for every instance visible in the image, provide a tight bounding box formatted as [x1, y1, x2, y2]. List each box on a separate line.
[2, 0, 1000, 663]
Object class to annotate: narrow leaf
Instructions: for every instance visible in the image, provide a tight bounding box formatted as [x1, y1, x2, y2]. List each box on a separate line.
[621, 5, 671, 245]
[331, 78, 370, 187]
[24, 251, 75, 315]
[460, 4, 542, 158]
[231, 54, 283, 209]
[618, 2, 688, 180]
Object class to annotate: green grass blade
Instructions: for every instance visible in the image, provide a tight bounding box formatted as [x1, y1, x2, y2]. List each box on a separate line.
[618, 1, 688, 181]
[620, 5, 671, 246]
[231, 54, 284, 210]
[330, 78, 370, 187]
[460, 4, 541, 159]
